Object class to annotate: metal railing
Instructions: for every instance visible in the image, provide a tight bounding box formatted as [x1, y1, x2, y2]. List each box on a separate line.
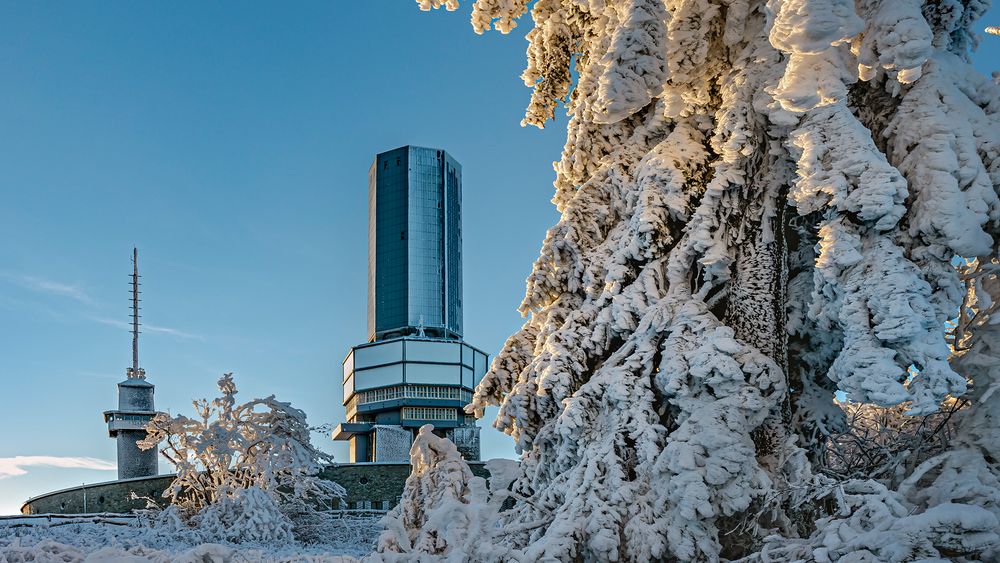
[346, 385, 472, 419]
[401, 407, 458, 421]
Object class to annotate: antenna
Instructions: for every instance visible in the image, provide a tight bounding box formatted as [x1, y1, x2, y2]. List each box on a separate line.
[128, 247, 145, 379]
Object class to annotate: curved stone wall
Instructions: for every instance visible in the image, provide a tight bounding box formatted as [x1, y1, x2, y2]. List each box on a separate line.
[21, 462, 491, 515]
[21, 475, 175, 514]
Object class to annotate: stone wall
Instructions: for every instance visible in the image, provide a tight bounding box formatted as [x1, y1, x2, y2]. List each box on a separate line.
[22, 475, 175, 514]
[319, 463, 409, 510]
[22, 462, 493, 515]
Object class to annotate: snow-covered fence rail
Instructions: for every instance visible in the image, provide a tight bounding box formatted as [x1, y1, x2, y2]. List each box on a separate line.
[0, 513, 144, 528]
[0, 511, 384, 559]
[325, 509, 387, 517]
[1, 509, 385, 528]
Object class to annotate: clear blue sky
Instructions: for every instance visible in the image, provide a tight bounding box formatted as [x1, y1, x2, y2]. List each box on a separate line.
[0, 2, 997, 515]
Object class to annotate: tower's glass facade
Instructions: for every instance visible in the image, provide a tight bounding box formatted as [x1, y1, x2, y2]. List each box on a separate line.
[336, 146, 482, 463]
[368, 146, 462, 342]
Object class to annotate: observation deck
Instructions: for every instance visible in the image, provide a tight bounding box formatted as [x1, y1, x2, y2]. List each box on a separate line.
[332, 336, 487, 441]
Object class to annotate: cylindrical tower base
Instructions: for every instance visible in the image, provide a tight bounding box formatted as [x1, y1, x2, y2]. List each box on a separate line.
[116, 430, 158, 480]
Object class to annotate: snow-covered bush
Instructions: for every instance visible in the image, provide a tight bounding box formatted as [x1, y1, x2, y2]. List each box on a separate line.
[752, 481, 1000, 562]
[417, 0, 1000, 560]
[191, 486, 294, 544]
[138, 373, 344, 544]
[371, 426, 519, 562]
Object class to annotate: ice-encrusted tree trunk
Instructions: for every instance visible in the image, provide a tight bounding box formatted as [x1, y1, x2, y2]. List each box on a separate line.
[417, 0, 999, 560]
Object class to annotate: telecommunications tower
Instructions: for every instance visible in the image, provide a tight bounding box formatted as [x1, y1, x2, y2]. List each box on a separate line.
[103, 248, 159, 480]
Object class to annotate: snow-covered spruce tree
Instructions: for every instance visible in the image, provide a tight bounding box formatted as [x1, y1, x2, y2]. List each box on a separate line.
[418, 0, 1000, 560]
[138, 373, 345, 544]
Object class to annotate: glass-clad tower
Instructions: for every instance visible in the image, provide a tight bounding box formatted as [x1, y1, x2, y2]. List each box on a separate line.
[368, 146, 463, 342]
[333, 146, 486, 462]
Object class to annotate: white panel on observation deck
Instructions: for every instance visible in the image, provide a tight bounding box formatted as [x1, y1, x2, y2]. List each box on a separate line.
[354, 364, 403, 390]
[406, 340, 460, 363]
[343, 350, 355, 381]
[355, 340, 403, 368]
[406, 363, 461, 385]
[344, 373, 355, 399]
[473, 351, 488, 386]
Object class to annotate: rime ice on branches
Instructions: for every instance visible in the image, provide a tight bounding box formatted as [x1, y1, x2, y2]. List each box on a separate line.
[412, 1, 1000, 560]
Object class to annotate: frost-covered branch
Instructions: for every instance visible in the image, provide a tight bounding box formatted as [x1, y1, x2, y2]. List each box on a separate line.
[417, 0, 1000, 559]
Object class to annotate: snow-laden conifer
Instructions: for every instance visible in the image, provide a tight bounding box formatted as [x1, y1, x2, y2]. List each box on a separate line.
[417, 0, 1000, 559]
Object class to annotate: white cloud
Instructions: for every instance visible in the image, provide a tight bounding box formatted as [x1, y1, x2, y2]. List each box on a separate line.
[3, 274, 93, 304]
[0, 456, 116, 479]
[90, 317, 202, 340]
[145, 324, 202, 340]
[1, 273, 203, 340]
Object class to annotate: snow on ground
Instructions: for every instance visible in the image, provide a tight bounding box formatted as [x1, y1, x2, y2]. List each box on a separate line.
[0, 512, 382, 562]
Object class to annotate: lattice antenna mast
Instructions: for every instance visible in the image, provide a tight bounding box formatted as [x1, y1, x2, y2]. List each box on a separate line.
[128, 247, 145, 379]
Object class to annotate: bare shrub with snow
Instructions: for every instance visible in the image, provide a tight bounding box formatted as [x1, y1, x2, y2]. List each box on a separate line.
[416, 0, 1000, 560]
[138, 373, 345, 545]
[822, 398, 964, 485]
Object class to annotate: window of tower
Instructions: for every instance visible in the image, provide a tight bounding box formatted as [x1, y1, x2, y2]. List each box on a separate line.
[401, 407, 457, 421]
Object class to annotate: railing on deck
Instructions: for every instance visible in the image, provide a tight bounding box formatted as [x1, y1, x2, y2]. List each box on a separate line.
[346, 385, 472, 419]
